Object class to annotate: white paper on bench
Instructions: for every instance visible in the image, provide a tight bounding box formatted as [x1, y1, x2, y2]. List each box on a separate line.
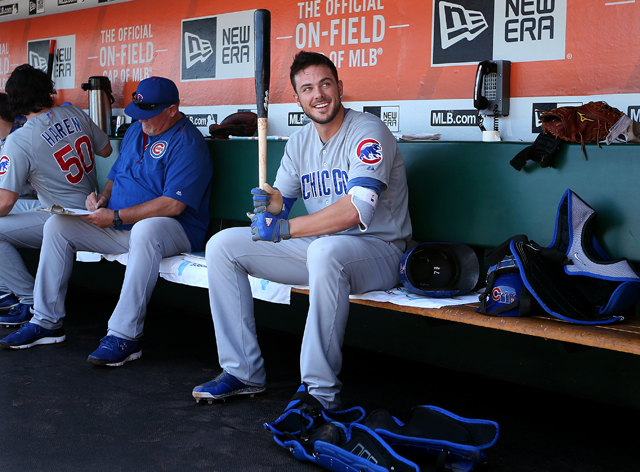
[76, 252, 477, 308]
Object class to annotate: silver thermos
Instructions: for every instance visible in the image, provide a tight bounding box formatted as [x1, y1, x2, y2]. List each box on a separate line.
[81, 76, 115, 136]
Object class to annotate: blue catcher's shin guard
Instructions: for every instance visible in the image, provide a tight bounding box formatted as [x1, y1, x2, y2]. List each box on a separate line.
[264, 383, 365, 446]
[363, 405, 499, 472]
[283, 422, 420, 472]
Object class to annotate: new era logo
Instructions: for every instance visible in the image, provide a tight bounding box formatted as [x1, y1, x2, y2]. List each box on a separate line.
[184, 32, 213, 68]
[439, 1, 488, 49]
[28, 51, 47, 71]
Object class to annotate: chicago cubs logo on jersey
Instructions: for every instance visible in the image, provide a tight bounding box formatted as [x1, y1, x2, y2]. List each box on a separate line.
[150, 141, 168, 159]
[356, 139, 383, 165]
[0, 155, 10, 175]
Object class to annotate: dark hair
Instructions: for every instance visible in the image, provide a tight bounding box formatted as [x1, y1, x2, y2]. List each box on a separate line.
[5, 64, 55, 116]
[0, 93, 14, 123]
[289, 51, 339, 92]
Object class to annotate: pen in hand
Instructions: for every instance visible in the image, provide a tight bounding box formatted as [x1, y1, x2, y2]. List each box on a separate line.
[94, 188, 100, 210]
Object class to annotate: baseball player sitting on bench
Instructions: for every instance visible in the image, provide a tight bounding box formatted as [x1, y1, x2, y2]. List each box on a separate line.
[0, 66, 112, 326]
[0, 76, 214, 368]
[0, 91, 40, 227]
[193, 51, 412, 410]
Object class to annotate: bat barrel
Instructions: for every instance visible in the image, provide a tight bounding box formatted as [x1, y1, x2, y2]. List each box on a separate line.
[47, 40, 56, 81]
[254, 9, 271, 120]
[254, 9, 271, 189]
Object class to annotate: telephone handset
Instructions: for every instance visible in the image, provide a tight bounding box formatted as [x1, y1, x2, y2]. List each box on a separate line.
[473, 60, 510, 117]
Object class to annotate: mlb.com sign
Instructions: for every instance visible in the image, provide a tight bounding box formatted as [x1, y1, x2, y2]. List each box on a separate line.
[181, 10, 255, 81]
[432, 0, 567, 66]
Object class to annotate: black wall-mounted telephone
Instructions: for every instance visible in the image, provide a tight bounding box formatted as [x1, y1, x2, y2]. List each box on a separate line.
[473, 60, 511, 117]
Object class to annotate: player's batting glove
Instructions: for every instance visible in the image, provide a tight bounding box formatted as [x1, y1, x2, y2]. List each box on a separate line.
[251, 211, 291, 242]
[251, 187, 270, 214]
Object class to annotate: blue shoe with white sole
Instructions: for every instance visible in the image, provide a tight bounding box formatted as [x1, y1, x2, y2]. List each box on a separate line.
[0, 303, 34, 327]
[0, 292, 19, 311]
[87, 335, 142, 367]
[192, 370, 265, 403]
[0, 322, 66, 349]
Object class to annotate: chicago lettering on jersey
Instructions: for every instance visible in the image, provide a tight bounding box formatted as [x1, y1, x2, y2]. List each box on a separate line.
[301, 168, 348, 200]
[40, 116, 83, 147]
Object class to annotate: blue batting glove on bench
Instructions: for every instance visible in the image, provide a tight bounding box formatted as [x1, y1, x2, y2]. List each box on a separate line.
[251, 187, 270, 214]
[251, 211, 291, 242]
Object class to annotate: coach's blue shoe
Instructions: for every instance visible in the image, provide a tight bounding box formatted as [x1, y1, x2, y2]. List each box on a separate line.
[192, 370, 266, 403]
[0, 322, 66, 349]
[0, 303, 34, 327]
[87, 335, 142, 367]
[0, 292, 19, 311]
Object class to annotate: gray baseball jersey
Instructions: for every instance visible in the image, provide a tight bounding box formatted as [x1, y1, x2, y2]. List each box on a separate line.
[0, 105, 109, 209]
[0, 126, 36, 198]
[274, 109, 412, 244]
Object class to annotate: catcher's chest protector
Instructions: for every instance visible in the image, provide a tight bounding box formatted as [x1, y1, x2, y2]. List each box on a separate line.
[489, 189, 640, 325]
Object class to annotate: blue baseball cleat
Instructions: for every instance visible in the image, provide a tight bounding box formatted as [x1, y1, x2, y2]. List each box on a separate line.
[0, 292, 19, 311]
[192, 370, 265, 403]
[0, 303, 34, 327]
[87, 335, 142, 367]
[0, 322, 66, 349]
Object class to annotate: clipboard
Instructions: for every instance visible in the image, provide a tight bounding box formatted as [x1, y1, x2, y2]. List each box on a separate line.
[36, 204, 92, 216]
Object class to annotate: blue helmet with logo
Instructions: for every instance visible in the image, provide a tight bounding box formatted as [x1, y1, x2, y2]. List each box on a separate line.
[399, 242, 479, 298]
[481, 272, 524, 317]
[477, 250, 527, 317]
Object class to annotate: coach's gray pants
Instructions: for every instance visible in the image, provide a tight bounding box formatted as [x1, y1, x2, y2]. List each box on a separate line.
[31, 215, 190, 340]
[206, 227, 403, 409]
[0, 200, 46, 304]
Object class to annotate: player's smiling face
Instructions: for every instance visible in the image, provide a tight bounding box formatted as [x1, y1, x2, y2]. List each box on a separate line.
[293, 65, 344, 127]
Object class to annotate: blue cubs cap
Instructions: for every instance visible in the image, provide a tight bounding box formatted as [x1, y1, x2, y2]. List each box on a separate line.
[125, 76, 179, 120]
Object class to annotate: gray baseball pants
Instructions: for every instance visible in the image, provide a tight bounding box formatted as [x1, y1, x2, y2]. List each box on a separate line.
[0, 200, 46, 304]
[206, 227, 403, 409]
[31, 215, 191, 340]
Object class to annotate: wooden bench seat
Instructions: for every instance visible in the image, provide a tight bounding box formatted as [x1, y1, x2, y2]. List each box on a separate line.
[293, 287, 640, 356]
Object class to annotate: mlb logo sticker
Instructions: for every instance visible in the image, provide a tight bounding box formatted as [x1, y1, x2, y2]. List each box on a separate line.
[0, 156, 10, 175]
[356, 139, 383, 165]
[150, 141, 168, 159]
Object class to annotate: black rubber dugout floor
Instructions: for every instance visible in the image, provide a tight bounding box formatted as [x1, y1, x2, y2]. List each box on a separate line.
[1, 285, 637, 472]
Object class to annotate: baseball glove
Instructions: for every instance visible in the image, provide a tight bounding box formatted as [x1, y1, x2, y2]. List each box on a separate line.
[209, 111, 257, 139]
[540, 101, 624, 151]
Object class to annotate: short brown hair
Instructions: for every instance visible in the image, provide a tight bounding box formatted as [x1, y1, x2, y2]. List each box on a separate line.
[289, 51, 339, 92]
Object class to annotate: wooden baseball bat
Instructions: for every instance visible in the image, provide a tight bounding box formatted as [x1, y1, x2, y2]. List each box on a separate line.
[254, 9, 271, 189]
[47, 39, 56, 81]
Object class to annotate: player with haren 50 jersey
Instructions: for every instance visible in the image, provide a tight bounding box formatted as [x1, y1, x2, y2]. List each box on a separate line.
[193, 51, 412, 412]
[0, 64, 112, 328]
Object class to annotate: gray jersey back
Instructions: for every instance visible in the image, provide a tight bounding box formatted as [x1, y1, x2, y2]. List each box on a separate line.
[274, 109, 412, 244]
[0, 105, 109, 209]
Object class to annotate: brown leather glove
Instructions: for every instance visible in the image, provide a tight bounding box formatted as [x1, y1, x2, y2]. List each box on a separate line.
[540, 101, 624, 151]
